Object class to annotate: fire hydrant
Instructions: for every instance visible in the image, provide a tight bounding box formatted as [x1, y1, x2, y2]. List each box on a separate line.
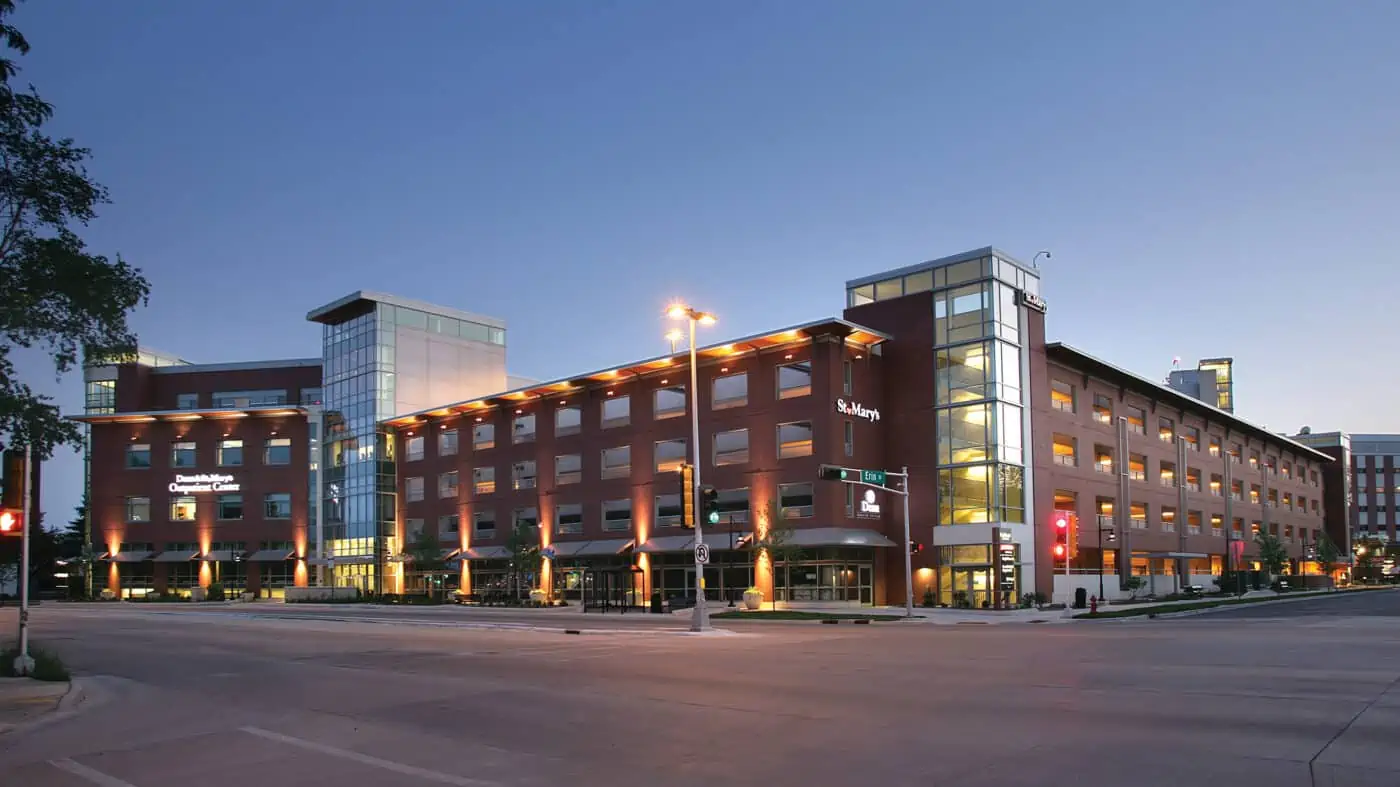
[1089, 595, 1099, 615]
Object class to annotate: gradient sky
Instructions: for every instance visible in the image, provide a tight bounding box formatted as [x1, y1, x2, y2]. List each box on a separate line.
[11, 0, 1400, 527]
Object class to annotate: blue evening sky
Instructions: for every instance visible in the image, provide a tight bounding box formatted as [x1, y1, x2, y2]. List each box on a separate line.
[11, 0, 1399, 526]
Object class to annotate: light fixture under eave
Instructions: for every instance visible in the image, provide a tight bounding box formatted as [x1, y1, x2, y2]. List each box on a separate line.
[784, 354, 793, 360]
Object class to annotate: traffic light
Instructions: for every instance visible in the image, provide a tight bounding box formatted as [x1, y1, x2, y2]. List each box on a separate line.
[679, 464, 695, 528]
[817, 464, 848, 482]
[909, 541, 924, 556]
[1051, 510, 1073, 565]
[1, 450, 23, 538]
[700, 485, 720, 526]
[0, 508, 20, 536]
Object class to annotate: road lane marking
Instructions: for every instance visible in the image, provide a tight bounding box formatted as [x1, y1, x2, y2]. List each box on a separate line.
[240, 726, 499, 786]
[48, 758, 141, 787]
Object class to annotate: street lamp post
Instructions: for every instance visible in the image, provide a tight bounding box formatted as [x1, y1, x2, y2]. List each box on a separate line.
[667, 303, 716, 633]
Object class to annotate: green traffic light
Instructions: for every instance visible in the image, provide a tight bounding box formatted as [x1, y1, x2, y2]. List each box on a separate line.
[708, 511, 720, 524]
[839, 469, 848, 480]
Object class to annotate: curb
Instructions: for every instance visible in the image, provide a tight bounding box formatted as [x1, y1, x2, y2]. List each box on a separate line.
[1077, 588, 1397, 622]
[0, 677, 87, 738]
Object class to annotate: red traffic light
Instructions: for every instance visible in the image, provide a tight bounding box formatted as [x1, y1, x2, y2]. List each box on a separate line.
[1053, 543, 1067, 558]
[1052, 511, 1071, 531]
[0, 508, 21, 535]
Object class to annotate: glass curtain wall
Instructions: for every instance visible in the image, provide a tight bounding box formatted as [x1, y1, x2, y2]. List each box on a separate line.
[321, 304, 399, 594]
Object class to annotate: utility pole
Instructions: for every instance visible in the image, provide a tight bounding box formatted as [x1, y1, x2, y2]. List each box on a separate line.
[1116, 416, 1131, 590]
[14, 445, 34, 676]
[1177, 436, 1188, 592]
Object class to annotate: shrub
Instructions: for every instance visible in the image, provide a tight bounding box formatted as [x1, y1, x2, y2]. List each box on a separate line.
[922, 588, 936, 608]
[206, 582, 226, 602]
[0, 646, 71, 682]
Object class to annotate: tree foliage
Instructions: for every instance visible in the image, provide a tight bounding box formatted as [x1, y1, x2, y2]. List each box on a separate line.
[0, 0, 149, 458]
[1254, 531, 1289, 576]
[1315, 532, 1341, 586]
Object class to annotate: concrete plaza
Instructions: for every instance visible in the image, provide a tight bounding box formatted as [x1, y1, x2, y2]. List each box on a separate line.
[3, 590, 1400, 786]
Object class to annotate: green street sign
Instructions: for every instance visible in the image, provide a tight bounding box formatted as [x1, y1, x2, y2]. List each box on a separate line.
[861, 469, 886, 486]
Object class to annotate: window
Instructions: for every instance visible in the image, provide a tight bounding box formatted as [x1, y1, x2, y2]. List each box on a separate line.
[556, 454, 581, 485]
[555, 405, 581, 436]
[654, 439, 688, 473]
[1182, 426, 1200, 451]
[1050, 380, 1075, 413]
[602, 499, 632, 532]
[513, 413, 536, 444]
[1280, 461, 1291, 480]
[844, 421, 854, 457]
[1249, 484, 1260, 504]
[779, 483, 814, 519]
[473, 467, 496, 495]
[1187, 511, 1203, 535]
[513, 461, 537, 490]
[1161, 507, 1176, 532]
[171, 441, 197, 468]
[1185, 468, 1200, 492]
[1249, 451, 1259, 469]
[1094, 445, 1113, 473]
[405, 435, 425, 461]
[1282, 492, 1292, 510]
[1229, 443, 1242, 464]
[264, 438, 291, 465]
[513, 507, 539, 530]
[602, 395, 630, 428]
[1159, 461, 1176, 487]
[601, 446, 631, 479]
[1231, 480, 1243, 501]
[714, 429, 749, 466]
[1209, 474, 1223, 497]
[1092, 394, 1112, 425]
[473, 511, 496, 538]
[125, 496, 150, 523]
[1128, 454, 1146, 482]
[300, 387, 322, 405]
[439, 429, 459, 456]
[217, 439, 243, 467]
[439, 471, 459, 498]
[126, 443, 151, 469]
[473, 423, 495, 450]
[1210, 514, 1224, 537]
[777, 362, 812, 399]
[440, 514, 459, 535]
[712, 372, 747, 409]
[176, 393, 198, 409]
[654, 386, 686, 420]
[777, 421, 814, 459]
[406, 477, 425, 502]
[843, 360, 853, 395]
[212, 389, 286, 408]
[1052, 434, 1076, 467]
[1125, 406, 1145, 435]
[217, 494, 243, 520]
[264, 493, 292, 519]
[170, 496, 196, 521]
[1158, 417, 1174, 443]
[656, 494, 683, 528]
[1267, 489, 1278, 507]
[556, 503, 583, 535]
[1209, 436, 1221, 457]
[717, 488, 750, 522]
[405, 518, 425, 540]
[1130, 503, 1148, 530]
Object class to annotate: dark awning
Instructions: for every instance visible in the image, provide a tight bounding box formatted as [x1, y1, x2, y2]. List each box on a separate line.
[635, 535, 694, 554]
[245, 549, 296, 562]
[784, 528, 897, 548]
[454, 546, 510, 560]
[549, 539, 634, 557]
[152, 550, 201, 563]
[105, 551, 153, 563]
[200, 550, 241, 562]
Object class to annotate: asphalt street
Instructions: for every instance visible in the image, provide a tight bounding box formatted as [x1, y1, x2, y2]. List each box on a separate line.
[3, 592, 1400, 786]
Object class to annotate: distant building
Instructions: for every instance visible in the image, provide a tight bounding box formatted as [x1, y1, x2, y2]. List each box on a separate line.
[1292, 429, 1400, 553]
[1166, 357, 1235, 413]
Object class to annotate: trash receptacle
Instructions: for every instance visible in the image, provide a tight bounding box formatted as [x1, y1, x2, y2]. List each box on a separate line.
[650, 592, 663, 614]
[1074, 587, 1088, 609]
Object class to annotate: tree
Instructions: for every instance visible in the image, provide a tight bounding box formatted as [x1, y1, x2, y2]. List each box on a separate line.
[751, 501, 805, 611]
[402, 529, 446, 597]
[1254, 531, 1289, 577]
[504, 522, 541, 603]
[1315, 532, 1341, 589]
[0, 0, 149, 459]
[1354, 537, 1385, 584]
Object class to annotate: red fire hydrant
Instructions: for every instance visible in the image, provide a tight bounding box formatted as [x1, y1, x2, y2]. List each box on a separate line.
[1089, 595, 1099, 615]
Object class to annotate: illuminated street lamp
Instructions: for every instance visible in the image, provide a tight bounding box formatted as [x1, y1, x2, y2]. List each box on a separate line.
[665, 329, 684, 354]
[666, 302, 716, 632]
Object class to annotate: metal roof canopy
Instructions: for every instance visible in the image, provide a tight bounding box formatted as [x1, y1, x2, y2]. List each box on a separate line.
[152, 550, 201, 563]
[245, 549, 296, 562]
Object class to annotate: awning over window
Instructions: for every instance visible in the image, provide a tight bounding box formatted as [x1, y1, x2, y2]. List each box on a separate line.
[152, 550, 201, 563]
[783, 528, 897, 548]
[245, 549, 296, 562]
[199, 550, 241, 562]
[635, 535, 695, 554]
[104, 551, 153, 563]
[453, 546, 510, 561]
[549, 539, 634, 557]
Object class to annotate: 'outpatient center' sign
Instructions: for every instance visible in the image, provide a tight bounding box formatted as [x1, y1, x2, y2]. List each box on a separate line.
[168, 474, 241, 493]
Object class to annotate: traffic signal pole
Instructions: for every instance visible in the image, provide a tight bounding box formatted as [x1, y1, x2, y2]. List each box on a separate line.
[686, 317, 709, 633]
[818, 464, 913, 618]
[899, 466, 912, 619]
[15, 445, 33, 676]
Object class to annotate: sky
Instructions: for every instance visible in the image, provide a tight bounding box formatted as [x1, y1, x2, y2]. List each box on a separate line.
[10, 0, 1400, 527]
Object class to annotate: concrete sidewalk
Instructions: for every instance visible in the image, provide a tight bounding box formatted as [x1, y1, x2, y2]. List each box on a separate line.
[0, 677, 75, 735]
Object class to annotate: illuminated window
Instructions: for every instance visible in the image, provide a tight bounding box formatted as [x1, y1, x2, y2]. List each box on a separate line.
[439, 429, 459, 456]
[217, 439, 243, 467]
[171, 441, 197, 468]
[125, 496, 149, 523]
[714, 429, 748, 466]
[405, 477, 425, 502]
[1185, 468, 1200, 492]
[1130, 503, 1148, 530]
[1231, 480, 1243, 501]
[1283, 492, 1292, 509]
[513, 461, 536, 491]
[1125, 406, 1145, 435]
[1161, 507, 1176, 532]
[1050, 380, 1075, 413]
[777, 421, 814, 459]
[555, 405, 581, 436]
[439, 471, 459, 498]
[1092, 394, 1112, 425]
[653, 386, 686, 420]
[1186, 511, 1203, 535]
[601, 446, 630, 480]
[405, 435, 424, 461]
[1280, 461, 1291, 479]
[1182, 426, 1200, 451]
[1208, 436, 1221, 457]
[777, 362, 813, 399]
[1051, 434, 1076, 467]
[601, 396, 630, 428]
[264, 493, 291, 519]
[1159, 461, 1176, 487]
[556, 504, 583, 535]
[513, 413, 536, 444]
[1210, 514, 1224, 536]
[1250, 484, 1260, 504]
[473, 467, 495, 495]
[1209, 474, 1223, 497]
[602, 498, 632, 532]
[555, 454, 581, 485]
[472, 423, 495, 450]
[264, 438, 291, 465]
[1158, 417, 1174, 443]
[712, 373, 748, 409]
[1128, 454, 1146, 482]
[654, 439, 688, 473]
[126, 444, 151, 469]
[1094, 445, 1113, 474]
[170, 496, 196, 521]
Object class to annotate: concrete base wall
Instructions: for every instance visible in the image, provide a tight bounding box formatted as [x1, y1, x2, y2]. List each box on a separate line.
[285, 587, 359, 603]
